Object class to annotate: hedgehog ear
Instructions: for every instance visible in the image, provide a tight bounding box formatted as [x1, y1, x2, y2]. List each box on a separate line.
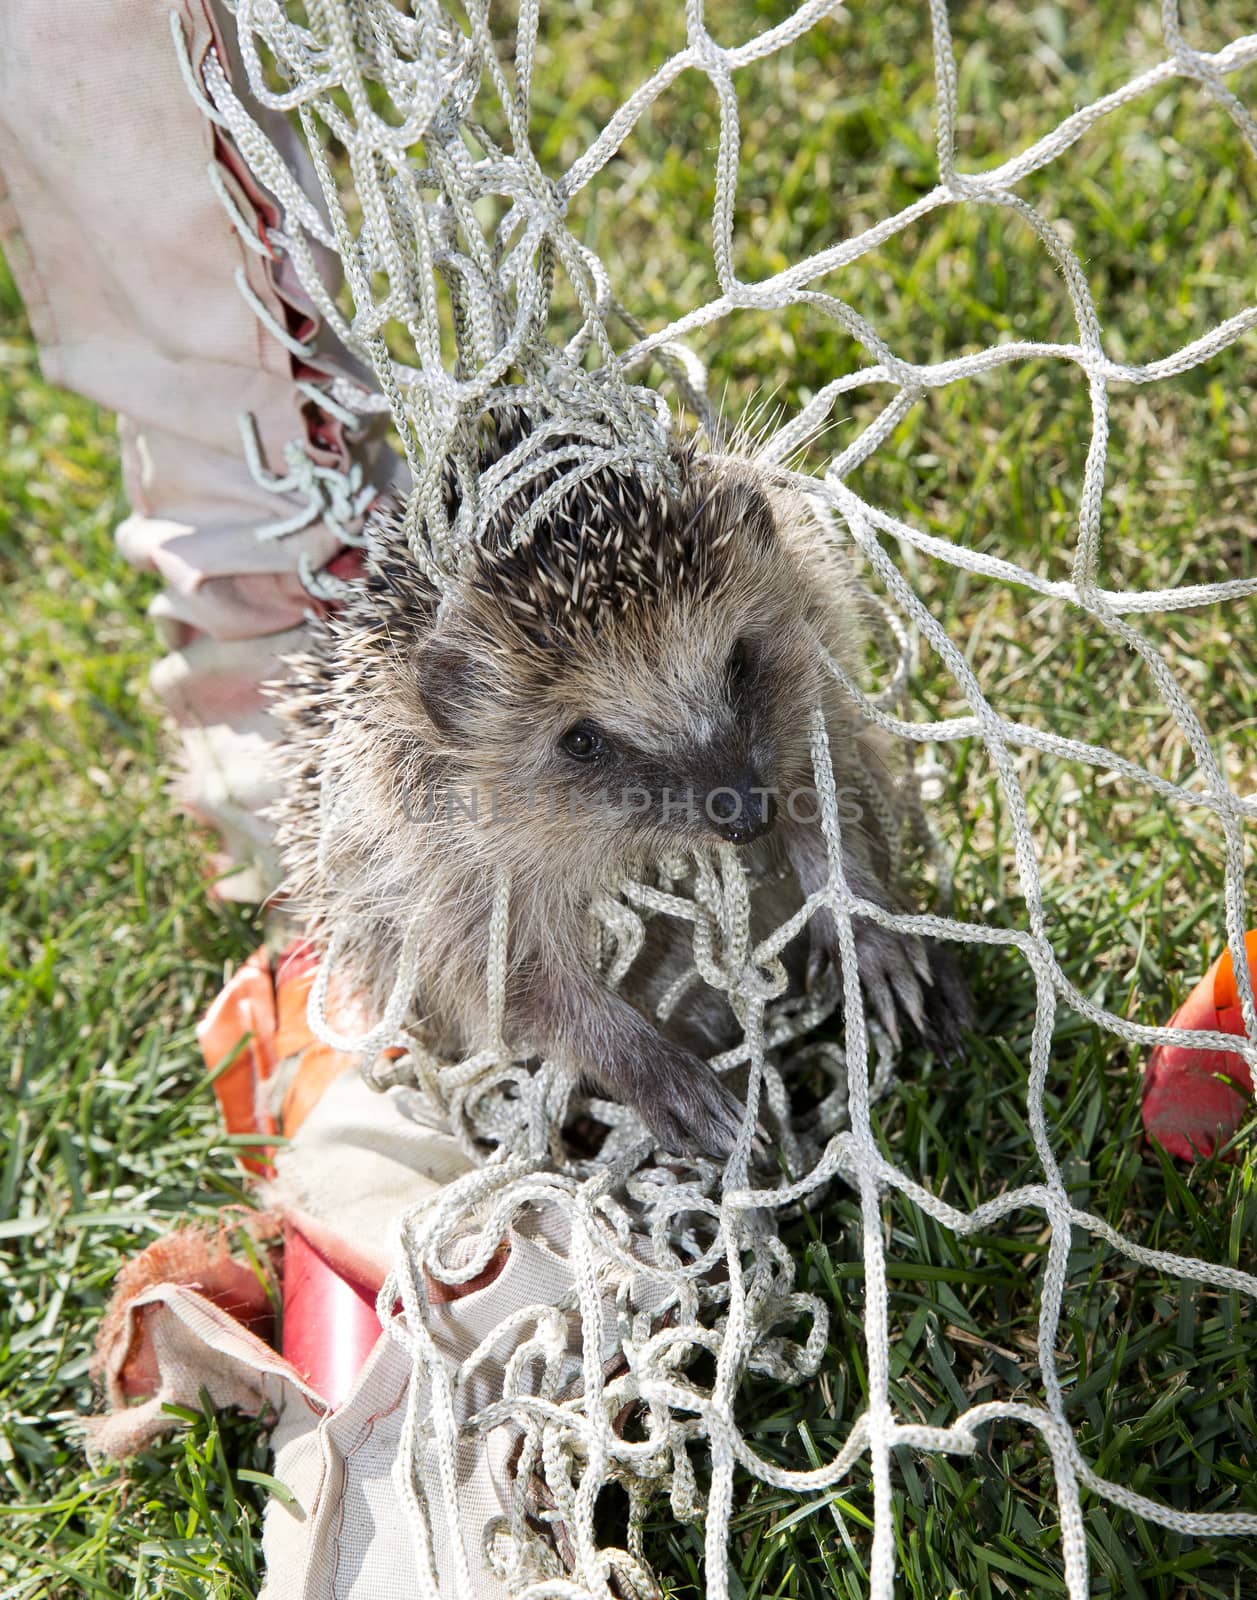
[416, 638, 483, 742]
[739, 483, 777, 549]
[712, 479, 775, 549]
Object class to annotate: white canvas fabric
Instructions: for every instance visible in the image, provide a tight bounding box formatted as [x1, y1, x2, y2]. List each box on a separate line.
[263, 1070, 476, 1290]
[262, 1218, 660, 1600]
[0, 0, 397, 898]
[90, 1071, 671, 1600]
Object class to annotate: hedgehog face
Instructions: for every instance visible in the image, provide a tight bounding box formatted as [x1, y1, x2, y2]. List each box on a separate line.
[528, 588, 821, 857]
[411, 469, 830, 880]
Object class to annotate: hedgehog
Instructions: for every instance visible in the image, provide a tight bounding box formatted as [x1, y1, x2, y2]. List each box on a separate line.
[272, 414, 970, 1159]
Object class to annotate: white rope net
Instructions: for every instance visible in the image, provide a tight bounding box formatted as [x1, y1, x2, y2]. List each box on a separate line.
[185, 2, 1257, 1595]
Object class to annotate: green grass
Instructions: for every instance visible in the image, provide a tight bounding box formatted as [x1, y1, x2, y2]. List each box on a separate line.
[2, 1, 1255, 1595]
[0, 254, 270, 1594]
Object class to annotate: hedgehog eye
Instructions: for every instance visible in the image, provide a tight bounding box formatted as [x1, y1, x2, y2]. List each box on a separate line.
[560, 721, 604, 760]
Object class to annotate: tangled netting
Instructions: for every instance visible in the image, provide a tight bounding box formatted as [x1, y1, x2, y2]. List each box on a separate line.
[180, 1, 1257, 1595]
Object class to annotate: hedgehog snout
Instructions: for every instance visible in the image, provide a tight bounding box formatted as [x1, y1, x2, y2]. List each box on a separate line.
[705, 770, 777, 845]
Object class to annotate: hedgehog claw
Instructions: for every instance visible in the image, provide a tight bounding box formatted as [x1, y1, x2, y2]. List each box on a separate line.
[840, 917, 962, 1054]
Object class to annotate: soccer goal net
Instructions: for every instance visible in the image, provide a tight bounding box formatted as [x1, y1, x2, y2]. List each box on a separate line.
[179, 2, 1257, 1595]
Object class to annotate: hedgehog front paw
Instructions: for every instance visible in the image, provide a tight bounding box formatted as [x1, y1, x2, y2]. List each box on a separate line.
[856, 922, 973, 1056]
[850, 916, 932, 1044]
[634, 1045, 751, 1161]
[810, 913, 969, 1055]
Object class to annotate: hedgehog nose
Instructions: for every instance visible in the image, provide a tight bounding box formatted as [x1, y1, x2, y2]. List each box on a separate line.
[707, 774, 777, 845]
